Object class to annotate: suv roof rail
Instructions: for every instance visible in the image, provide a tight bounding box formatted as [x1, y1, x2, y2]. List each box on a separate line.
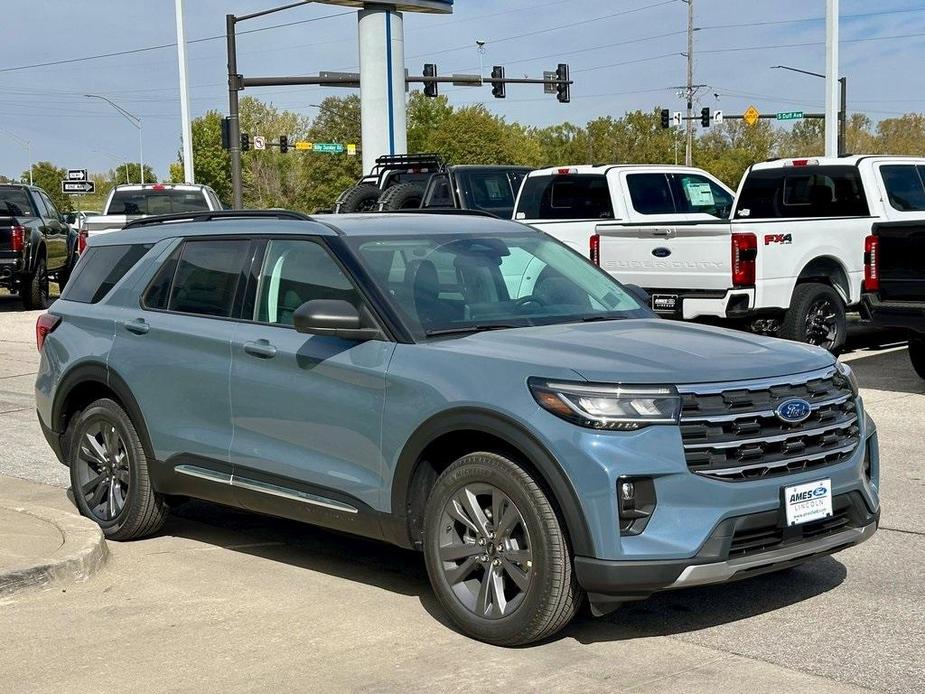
[122, 210, 312, 230]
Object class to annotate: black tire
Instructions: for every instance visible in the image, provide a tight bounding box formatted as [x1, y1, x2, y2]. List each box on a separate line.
[21, 257, 50, 310]
[780, 282, 847, 354]
[335, 184, 382, 213]
[423, 452, 581, 646]
[68, 398, 169, 541]
[910, 337, 925, 380]
[377, 183, 425, 211]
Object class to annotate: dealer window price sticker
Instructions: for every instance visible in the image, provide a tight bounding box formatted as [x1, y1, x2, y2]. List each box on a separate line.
[784, 478, 833, 526]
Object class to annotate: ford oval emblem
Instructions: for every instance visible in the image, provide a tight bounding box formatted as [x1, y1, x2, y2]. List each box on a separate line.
[775, 398, 812, 424]
[652, 247, 672, 258]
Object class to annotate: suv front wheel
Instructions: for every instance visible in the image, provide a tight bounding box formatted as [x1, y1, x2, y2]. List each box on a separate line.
[423, 452, 582, 646]
[68, 398, 169, 540]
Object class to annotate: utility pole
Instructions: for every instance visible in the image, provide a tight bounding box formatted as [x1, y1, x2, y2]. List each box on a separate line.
[685, 0, 694, 166]
[825, 0, 840, 157]
[175, 0, 195, 183]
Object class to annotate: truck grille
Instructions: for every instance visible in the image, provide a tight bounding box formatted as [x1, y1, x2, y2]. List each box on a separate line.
[679, 367, 859, 481]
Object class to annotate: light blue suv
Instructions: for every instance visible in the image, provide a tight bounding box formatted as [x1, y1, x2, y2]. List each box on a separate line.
[35, 211, 880, 645]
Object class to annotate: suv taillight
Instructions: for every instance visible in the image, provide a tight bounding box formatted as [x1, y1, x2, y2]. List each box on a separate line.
[590, 233, 601, 266]
[10, 225, 25, 253]
[36, 313, 61, 352]
[78, 228, 88, 254]
[864, 234, 879, 292]
[731, 233, 757, 287]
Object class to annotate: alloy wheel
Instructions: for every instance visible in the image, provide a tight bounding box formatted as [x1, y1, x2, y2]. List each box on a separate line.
[804, 298, 839, 350]
[75, 418, 130, 522]
[438, 483, 533, 619]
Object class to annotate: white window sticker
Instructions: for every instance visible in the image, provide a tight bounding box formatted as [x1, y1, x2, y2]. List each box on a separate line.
[684, 180, 715, 207]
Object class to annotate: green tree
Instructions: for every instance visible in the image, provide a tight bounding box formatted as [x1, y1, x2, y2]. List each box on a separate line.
[874, 113, 925, 155]
[23, 161, 72, 213]
[111, 162, 157, 185]
[170, 110, 232, 203]
[297, 95, 363, 212]
[697, 120, 778, 187]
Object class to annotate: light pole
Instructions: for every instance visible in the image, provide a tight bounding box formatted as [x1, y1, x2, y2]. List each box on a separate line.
[1, 128, 33, 184]
[175, 0, 195, 183]
[84, 94, 145, 184]
[772, 65, 847, 156]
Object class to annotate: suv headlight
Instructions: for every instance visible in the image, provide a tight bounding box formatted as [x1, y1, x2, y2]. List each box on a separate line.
[835, 361, 859, 395]
[529, 378, 681, 431]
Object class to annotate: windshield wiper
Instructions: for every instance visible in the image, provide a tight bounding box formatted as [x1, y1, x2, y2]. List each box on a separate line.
[579, 314, 630, 323]
[424, 323, 523, 337]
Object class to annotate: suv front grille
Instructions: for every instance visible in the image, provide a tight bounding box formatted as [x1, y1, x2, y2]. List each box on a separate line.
[679, 368, 859, 481]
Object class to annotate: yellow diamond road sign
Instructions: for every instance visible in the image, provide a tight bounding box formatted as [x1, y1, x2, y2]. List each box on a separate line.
[743, 106, 760, 127]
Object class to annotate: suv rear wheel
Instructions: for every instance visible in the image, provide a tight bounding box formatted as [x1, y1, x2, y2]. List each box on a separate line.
[781, 282, 847, 354]
[909, 337, 925, 380]
[423, 452, 581, 646]
[68, 398, 169, 540]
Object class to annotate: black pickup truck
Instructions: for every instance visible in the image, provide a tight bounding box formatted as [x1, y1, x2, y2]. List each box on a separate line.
[861, 222, 925, 378]
[0, 184, 77, 309]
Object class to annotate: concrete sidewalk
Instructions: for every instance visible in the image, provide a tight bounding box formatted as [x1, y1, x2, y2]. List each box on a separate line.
[0, 475, 108, 596]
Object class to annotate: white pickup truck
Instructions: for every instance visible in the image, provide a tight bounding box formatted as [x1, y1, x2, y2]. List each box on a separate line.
[515, 157, 925, 352]
[78, 183, 222, 253]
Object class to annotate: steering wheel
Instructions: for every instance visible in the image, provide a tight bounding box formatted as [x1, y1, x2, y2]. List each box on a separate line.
[513, 295, 547, 310]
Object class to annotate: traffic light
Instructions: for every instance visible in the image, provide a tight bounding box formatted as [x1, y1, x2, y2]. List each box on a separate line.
[221, 116, 231, 150]
[279, 135, 289, 154]
[241, 133, 250, 152]
[423, 64, 438, 98]
[556, 63, 570, 104]
[491, 65, 506, 99]
[701, 107, 711, 127]
[660, 109, 670, 129]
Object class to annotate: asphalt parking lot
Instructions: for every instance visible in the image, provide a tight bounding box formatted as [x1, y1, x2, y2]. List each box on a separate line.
[0, 292, 922, 693]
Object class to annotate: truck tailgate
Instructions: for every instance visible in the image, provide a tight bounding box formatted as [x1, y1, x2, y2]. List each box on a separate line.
[83, 215, 135, 237]
[875, 222, 925, 301]
[596, 221, 732, 291]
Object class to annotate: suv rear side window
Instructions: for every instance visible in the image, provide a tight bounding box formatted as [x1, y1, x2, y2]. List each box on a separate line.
[735, 166, 869, 219]
[515, 174, 614, 220]
[159, 240, 251, 318]
[880, 164, 925, 211]
[63, 244, 152, 304]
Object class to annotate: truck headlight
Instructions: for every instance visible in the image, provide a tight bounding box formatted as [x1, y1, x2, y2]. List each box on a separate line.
[835, 361, 859, 396]
[529, 378, 681, 431]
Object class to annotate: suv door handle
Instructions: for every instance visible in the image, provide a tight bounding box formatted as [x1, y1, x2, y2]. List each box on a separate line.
[243, 339, 278, 359]
[122, 318, 149, 335]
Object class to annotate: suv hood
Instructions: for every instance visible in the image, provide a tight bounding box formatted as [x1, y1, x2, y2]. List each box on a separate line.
[429, 319, 833, 384]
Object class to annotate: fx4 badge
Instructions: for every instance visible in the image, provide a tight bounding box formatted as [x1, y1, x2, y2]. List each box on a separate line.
[764, 233, 793, 245]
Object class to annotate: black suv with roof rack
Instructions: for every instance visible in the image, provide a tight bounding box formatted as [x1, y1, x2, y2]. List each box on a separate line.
[334, 154, 530, 218]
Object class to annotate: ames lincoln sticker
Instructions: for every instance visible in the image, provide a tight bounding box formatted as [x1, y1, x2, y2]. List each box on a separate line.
[317, 0, 452, 13]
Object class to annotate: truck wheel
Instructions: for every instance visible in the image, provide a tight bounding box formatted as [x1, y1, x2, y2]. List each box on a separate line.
[780, 282, 847, 354]
[21, 258, 50, 310]
[423, 452, 582, 646]
[68, 398, 170, 540]
[377, 183, 425, 211]
[335, 184, 381, 213]
[909, 337, 925, 380]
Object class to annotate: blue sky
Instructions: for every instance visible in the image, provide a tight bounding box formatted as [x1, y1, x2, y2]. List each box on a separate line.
[2, 0, 925, 180]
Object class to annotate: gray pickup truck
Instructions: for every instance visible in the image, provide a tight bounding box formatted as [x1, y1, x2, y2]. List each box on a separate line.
[0, 184, 76, 309]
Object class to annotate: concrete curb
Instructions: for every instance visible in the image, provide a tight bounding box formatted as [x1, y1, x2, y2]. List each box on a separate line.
[0, 503, 108, 597]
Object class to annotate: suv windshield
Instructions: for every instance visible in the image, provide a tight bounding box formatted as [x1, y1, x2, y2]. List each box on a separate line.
[348, 232, 647, 338]
[107, 189, 210, 215]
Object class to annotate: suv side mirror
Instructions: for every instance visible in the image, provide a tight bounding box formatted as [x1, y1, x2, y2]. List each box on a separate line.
[293, 299, 382, 341]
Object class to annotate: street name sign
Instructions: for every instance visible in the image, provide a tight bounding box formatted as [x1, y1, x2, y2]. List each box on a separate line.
[776, 111, 805, 121]
[295, 141, 313, 151]
[743, 106, 760, 126]
[314, 143, 346, 154]
[61, 181, 95, 194]
[67, 169, 88, 182]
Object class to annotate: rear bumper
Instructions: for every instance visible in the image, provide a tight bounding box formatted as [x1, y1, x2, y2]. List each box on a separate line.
[860, 293, 925, 335]
[643, 287, 754, 320]
[38, 411, 67, 465]
[574, 490, 878, 613]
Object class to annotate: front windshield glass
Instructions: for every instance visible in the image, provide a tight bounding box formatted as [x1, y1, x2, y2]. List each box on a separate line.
[348, 232, 649, 338]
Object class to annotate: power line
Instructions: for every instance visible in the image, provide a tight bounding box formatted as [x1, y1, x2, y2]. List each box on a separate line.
[699, 6, 925, 31]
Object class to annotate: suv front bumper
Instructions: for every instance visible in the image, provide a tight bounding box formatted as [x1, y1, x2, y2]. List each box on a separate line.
[574, 490, 878, 615]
